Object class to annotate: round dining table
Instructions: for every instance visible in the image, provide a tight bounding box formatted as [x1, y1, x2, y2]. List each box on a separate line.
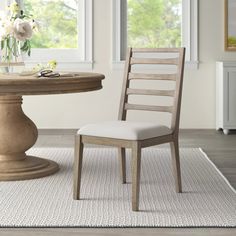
[0, 72, 104, 181]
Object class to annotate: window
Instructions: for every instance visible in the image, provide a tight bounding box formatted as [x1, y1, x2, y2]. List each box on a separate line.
[23, 0, 79, 49]
[127, 0, 181, 48]
[113, 0, 198, 69]
[17, 0, 93, 68]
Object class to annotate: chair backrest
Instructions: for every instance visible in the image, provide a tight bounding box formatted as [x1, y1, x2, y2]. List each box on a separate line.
[118, 47, 185, 135]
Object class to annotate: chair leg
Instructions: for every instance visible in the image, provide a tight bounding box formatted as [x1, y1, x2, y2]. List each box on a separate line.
[170, 140, 182, 193]
[131, 142, 141, 211]
[73, 135, 84, 200]
[118, 148, 126, 183]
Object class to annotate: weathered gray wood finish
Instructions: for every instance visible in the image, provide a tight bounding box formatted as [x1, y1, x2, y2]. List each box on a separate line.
[0, 72, 104, 96]
[0, 72, 104, 181]
[74, 48, 186, 211]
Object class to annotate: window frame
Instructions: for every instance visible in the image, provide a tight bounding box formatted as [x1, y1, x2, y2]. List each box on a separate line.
[16, 0, 94, 69]
[112, 0, 199, 69]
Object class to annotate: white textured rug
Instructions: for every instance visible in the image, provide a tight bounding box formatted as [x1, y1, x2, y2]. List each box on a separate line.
[0, 148, 235, 228]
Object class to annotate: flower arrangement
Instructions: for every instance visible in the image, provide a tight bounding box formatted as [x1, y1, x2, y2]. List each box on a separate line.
[0, 1, 37, 64]
[33, 60, 58, 71]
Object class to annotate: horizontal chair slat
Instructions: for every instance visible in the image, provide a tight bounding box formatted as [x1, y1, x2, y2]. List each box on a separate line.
[125, 103, 173, 113]
[128, 73, 176, 81]
[132, 48, 182, 53]
[127, 88, 175, 97]
[130, 58, 178, 65]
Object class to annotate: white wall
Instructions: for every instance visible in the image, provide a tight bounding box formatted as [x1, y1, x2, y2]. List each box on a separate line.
[23, 0, 236, 129]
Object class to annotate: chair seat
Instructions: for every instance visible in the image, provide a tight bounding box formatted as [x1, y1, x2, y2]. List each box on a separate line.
[78, 121, 172, 140]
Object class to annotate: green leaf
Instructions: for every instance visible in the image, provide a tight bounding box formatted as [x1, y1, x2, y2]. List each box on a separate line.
[19, 15, 26, 19]
[27, 41, 31, 56]
[1, 40, 4, 50]
[21, 41, 28, 51]
[6, 38, 10, 49]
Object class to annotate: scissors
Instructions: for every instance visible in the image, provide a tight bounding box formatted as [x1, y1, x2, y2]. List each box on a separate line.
[37, 69, 60, 78]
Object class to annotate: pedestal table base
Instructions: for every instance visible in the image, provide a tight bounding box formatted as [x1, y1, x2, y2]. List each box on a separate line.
[0, 96, 59, 181]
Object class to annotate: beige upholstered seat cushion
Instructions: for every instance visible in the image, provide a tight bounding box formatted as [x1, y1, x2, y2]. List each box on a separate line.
[78, 121, 172, 140]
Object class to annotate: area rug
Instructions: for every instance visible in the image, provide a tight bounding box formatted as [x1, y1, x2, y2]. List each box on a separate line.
[0, 148, 235, 228]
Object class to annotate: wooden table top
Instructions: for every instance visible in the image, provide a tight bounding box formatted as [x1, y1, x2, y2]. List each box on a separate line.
[0, 72, 105, 96]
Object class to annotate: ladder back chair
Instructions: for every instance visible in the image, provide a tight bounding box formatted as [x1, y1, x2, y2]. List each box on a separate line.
[74, 47, 186, 211]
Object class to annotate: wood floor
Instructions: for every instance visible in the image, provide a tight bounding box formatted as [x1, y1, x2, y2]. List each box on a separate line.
[0, 129, 235, 236]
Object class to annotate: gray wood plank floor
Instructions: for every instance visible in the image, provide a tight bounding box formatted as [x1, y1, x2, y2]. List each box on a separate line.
[1, 129, 235, 236]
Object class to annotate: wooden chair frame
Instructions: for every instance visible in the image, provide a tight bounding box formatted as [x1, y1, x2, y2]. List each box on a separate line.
[74, 47, 186, 211]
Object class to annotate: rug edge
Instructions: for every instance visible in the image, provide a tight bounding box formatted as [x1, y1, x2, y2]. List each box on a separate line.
[3, 147, 236, 228]
[198, 148, 236, 194]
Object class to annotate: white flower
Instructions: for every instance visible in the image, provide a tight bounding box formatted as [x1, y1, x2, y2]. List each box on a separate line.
[13, 18, 32, 41]
[0, 27, 6, 41]
[0, 12, 14, 40]
[4, 19, 14, 34]
[0, 11, 6, 22]
[0, 19, 14, 40]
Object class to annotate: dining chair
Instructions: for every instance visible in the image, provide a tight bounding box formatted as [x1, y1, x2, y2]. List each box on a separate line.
[74, 47, 186, 211]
